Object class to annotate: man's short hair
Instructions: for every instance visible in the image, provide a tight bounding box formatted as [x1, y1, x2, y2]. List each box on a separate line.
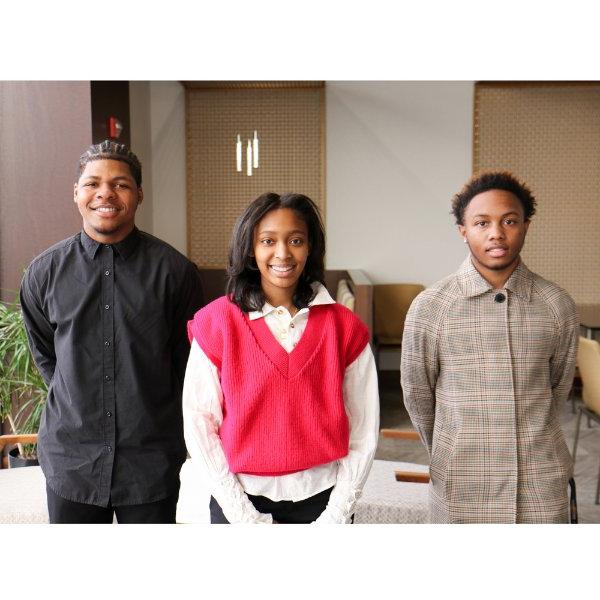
[76, 140, 142, 187]
[451, 171, 537, 225]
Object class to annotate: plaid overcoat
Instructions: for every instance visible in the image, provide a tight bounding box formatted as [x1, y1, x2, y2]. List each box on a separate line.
[400, 257, 579, 523]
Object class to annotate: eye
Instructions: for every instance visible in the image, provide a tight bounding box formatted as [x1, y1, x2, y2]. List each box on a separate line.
[260, 238, 274, 245]
[83, 182, 96, 187]
[504, 219, 516, 225]
[475, 221, 487, 227]
[289, 238, 304, 246]
[115, 183, 130, 189]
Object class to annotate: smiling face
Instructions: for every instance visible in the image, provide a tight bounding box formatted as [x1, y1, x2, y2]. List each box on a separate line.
[252, 208, 310, 307]
[458, 189, 530, 286]
[74, 159, 143, 244]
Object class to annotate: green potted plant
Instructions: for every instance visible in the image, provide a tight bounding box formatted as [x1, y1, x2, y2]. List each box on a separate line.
[0, 296, 47, 467]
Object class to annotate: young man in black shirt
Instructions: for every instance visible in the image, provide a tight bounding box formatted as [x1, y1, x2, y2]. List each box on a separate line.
[20, 140, 204, 523]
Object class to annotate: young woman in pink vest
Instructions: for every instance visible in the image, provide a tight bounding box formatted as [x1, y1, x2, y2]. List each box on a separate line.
[183, 193, 379, 523]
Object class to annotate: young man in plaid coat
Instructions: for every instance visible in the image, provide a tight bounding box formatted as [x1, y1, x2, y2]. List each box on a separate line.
[401, 172, 579, 523]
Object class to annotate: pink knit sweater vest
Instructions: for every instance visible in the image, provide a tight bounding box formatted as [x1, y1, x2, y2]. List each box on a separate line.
[188, 296, 369, 476]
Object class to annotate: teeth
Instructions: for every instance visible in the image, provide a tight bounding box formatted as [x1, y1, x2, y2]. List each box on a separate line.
[270, 265, 293, 272]
[95, 207, 117, 213]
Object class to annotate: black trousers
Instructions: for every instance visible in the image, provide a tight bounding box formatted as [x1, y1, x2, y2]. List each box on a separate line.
[210, 487, 333, 524]
[46, 484, 180, 524]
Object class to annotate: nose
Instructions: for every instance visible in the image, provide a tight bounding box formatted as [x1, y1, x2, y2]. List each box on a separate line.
[488, 222, 506, 240]
[96, 182, 115, 200]
[274, 240, 291, 259]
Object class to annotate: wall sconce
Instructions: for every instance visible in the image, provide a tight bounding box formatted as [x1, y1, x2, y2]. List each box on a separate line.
[236, 131, 260, 176]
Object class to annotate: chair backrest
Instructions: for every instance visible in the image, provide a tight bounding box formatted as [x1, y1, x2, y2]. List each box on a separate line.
[577, 337, 600, 414]
[336, 278, 355, 312]
[373, 283, 425, 339]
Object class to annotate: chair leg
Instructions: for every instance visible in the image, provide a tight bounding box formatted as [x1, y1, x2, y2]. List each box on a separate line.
[572, 407, 583, 468]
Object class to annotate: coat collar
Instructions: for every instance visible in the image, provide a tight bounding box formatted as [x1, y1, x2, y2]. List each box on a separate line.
[456, 255, 533, 301]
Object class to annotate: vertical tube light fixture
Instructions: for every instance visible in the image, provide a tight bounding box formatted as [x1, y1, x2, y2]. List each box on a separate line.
[236, 134, 242, 172]
[236, 132, 260, 176]
[253, 131, 259, 169]
[246, 139, 253, 176]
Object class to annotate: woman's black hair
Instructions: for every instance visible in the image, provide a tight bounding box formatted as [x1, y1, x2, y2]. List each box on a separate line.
[226, 192, 326, 312]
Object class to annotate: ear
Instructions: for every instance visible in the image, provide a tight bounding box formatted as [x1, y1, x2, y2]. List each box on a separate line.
[457, 224, 467, 243]
[523, 220, 530, 234]
[73, 182, 78, 203]
[136, 187, 144, 206]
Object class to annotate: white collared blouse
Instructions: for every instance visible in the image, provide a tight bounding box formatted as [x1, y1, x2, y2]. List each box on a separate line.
[182, 283, 380, 524]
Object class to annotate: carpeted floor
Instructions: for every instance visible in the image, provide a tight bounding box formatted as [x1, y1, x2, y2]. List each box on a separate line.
[376, 370, 600, 524]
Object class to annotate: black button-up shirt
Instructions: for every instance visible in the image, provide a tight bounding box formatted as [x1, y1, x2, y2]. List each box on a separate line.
[20, 228, 204, 507]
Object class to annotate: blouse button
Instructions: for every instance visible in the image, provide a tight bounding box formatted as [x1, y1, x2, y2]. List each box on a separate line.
[290, 323, 295, 328]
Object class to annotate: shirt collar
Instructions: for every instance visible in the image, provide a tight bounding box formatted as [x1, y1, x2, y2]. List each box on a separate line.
[248, 282, 335, 320]
[456, 254, 533, 301]
[80, 227, 141, 260]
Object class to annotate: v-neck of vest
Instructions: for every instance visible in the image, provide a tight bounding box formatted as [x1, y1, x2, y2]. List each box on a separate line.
[245, 305, 327, 379]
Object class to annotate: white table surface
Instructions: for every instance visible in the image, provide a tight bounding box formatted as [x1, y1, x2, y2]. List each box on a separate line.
[0, 459, 429, 524]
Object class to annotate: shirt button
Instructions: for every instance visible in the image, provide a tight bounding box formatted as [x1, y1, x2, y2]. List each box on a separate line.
[106, 445, 112, 453]
[104, 340, 110, 346]
[290, 323, 295, 328]
[104, 245, 110, 248]
[277, 309, 283, 315]
[105, 270, 110, 276]
[104, 375, 111, 381]
[105, 305, 110, 310]
[106, 411, 112, 418]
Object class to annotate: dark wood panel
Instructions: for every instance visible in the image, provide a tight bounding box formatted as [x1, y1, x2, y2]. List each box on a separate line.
[90, 81, 130, 146]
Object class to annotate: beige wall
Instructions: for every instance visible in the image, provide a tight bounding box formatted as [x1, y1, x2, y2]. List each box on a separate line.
[129, 81, 187, 255]
[325, 81, 474, 286]
[129, 81, 154, 234]
[132, 81, 475, 282]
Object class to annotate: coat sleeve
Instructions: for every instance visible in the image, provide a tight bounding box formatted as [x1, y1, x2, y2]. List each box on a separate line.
[549, 293, 579, 411]
[19, 266, 56, 387]
[400, 291, 440, 457]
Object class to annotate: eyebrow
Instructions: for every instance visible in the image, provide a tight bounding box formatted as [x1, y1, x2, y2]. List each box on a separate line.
[258, 229, 307, 236]
[81, 175, 133, 181]
[471, 212, 521, 219]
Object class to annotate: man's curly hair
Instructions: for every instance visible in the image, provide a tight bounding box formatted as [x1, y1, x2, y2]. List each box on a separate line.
[451, 171, 536, 225]
[76, 139, 142, 186]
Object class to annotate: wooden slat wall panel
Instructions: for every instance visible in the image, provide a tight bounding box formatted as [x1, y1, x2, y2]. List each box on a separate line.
[186, 84, 325, 268]
[474, 83, 600, 303]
